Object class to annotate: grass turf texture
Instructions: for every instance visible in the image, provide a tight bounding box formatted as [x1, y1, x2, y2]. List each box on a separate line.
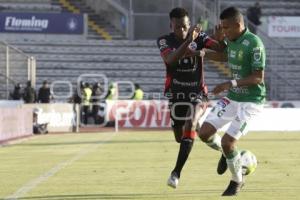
[0, 131, 300, 199]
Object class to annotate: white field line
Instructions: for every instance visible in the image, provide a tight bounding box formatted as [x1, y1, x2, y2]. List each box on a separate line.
[4, 133, 117, 200]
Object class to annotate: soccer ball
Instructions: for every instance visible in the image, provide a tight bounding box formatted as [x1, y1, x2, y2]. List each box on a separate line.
[240, 150, 257, 176]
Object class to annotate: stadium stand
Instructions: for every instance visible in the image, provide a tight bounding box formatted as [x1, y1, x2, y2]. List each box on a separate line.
[221, 0, 300, 16]
[0, 0, 61, 13]
[7, 39, 228, 99]
[52, 0, 124, 40]
[1, 0, 300, 100]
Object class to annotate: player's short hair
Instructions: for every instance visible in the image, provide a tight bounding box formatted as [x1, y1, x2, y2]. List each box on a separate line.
[169, 7, 189, 19]
[220, 6, 243, 22]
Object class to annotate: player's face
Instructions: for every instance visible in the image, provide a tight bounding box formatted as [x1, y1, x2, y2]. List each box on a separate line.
[221, 19, 240, 41]
[170, 16, 190, 40]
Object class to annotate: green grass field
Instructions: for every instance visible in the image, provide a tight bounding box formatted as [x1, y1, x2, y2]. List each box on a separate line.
[1, 131, 300, 200]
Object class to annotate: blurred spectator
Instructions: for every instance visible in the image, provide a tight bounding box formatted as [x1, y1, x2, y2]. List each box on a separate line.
[69, 81, 84, 104]
[92, 82, 104, 124]
[38, 80, 52, 103]
[198, 10, 209, 32]
[68, 83, 84, 131]
[10, 83, 23, 100]
[199, 18, 208, 32]
[247, 2, 262, 34]
[132, 83, 144, 100]
[33, 108, 48, 134]
[23, 81, 36, 103]
[106, 82, 118, 100]
[82, 82, 92, 125]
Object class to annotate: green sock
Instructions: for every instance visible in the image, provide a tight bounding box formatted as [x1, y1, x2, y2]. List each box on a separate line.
[226, 149, 243, 183]
[206, 134, 222, 151]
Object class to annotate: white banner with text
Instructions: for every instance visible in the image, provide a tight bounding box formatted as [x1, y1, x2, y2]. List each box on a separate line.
[268, 16, 300, 37]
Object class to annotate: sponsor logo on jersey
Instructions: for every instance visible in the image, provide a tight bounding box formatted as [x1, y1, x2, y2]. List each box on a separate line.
[183, 58, 189, 64]
[242, 39, 250, 46]
[200, 32, 209, 41]
[199, 32, 206, 37]
[230, 50, 236, 58]
[217, 98, 230, 108]
[230, 87, 249, 94]
[176, 68, 196, 72]
[173, 79, 198, 87]
[253, 47, 261, 61]
[189, 41, 197, 50]
[159, 39, 168, 50]
[238, 50, 243, 61]
[229, 63, 242, 70]
[232, 72, 241, 80]
[159, 39, 167, 46]
[235, 116, 241, 122]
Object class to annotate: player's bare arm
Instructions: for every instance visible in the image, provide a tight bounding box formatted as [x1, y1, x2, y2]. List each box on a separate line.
[162, 25, 201, 65]
[185, 24, 227, 58]
[185, 43, 226, 58]
[208, 24, 227, 52]
[203, 50, 227, 62]
[212, 69, 264, 95]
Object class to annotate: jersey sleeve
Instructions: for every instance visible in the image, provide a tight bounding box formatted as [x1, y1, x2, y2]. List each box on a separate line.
[250, 38, 266, 71]
[198, 32, 217, 49]
[157, 36, 172, 57]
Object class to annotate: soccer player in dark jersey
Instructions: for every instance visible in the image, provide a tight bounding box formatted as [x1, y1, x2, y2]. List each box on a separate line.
[157, 7, 225, 188]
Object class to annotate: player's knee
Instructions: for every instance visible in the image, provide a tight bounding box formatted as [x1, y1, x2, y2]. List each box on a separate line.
[186, 114, 202, 132]
[183, 120, 193, 131]
[181, 137, 194, 144]
[198, 124, 214, 143]
[175, 135, 181, 143]
[221, 136, 235, 154]
[173, 126, 183, 143]
[197, 128, 210, 142]
[191, 120, 198, 131]
[198, 132, 210, 143]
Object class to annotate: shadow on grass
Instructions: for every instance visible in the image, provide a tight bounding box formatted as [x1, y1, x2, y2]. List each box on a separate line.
[16, 190, 221, 200]
[16, 139, 173, 147]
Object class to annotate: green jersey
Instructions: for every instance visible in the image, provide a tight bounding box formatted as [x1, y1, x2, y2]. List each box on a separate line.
[226, 28, 266, 103]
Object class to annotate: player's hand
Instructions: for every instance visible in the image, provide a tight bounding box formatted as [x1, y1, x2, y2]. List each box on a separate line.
[212, 82, 231, 95]
[199, 49, 205, 57]
[184, 49, 205, 57]
[213, 24, 225, 42]
[187, 24, 202, 43]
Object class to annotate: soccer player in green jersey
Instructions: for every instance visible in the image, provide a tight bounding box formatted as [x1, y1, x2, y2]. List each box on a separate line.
[197, 7, 266, 196]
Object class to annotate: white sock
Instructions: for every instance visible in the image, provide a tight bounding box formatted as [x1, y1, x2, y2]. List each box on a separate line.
[206, 134, 222, 152]
[226, 151, 243, 183]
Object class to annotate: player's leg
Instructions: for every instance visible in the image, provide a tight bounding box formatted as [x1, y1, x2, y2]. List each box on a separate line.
[198, 97, 235, 174]
[170, 101, 207, 184]
[198, 122, 227, 174]
[221, 133, 244, 196]
[83, 105, 89, 125]
[221, 102, 263, 196]
[170, 101, 184, 143]
[172, 126, 183, 143]
[167, 123, 184, 188]
[167, 102, 186, 188]
[198, 97, 234, 150]
[198, 122, 221, 150]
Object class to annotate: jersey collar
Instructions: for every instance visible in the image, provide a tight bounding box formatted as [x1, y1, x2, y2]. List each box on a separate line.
[234, 28, 249, 44]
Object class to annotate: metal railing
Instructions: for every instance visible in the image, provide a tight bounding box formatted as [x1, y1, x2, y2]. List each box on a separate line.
[0, 41, 36, 100]
[108, 0, 220, 39]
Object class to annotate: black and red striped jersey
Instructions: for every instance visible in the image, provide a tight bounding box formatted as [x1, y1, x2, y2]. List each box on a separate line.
[157, 32, 215, 100]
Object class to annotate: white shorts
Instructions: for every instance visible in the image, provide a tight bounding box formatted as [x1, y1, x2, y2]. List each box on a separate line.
[205, 97, 263, 140]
